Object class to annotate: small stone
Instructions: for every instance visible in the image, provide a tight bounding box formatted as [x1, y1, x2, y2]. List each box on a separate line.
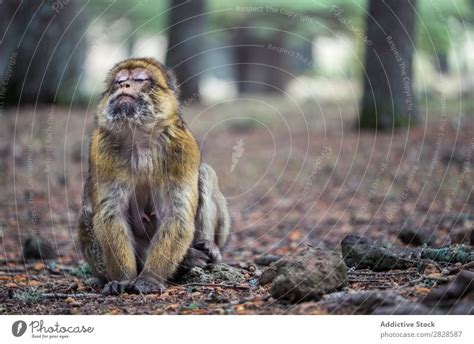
[398, 227, 434, 246]
[450, 226, 473, 245]
[254, 254, 282, 266]
[374, 303, 433, 315]
[320, 290, 407, 314]
[22, 235, 57, 260]
[181, 263, 245, 284]
[259, 247, 347, 303]
[423, 270, 474, 307]
[341, 235, 417, 271]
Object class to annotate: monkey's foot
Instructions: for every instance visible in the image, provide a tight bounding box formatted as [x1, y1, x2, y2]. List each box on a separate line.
[126, 276, 166, 294]
[181, 247, 210, 269]
[195, 240, 222, 262]
[102, 280, 129, 295]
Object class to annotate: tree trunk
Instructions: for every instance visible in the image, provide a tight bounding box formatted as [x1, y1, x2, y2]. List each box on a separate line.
[166, 0, 206, 103]
[359, 0, 418, 129]
[233, 29, 291, 94]
[0, 1, 87, 105]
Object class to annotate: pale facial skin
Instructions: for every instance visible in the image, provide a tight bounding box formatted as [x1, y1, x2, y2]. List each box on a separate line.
[111, 68, 154, 101]
[105, 68, 156, 122]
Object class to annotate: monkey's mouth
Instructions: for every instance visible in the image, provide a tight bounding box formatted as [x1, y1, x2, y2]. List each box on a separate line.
[116, 93, 136, 101]
[109, 94, 147, 119]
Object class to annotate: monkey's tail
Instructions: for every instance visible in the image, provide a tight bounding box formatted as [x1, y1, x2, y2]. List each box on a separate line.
[214, 191, 231, 249]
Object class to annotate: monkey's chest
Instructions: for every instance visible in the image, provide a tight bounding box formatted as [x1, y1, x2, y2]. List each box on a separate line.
[127, 184, 165, 241]
[129, 146, 155, 178]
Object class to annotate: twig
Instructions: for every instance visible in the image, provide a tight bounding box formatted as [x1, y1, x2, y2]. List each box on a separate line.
[462, 261, 474, 270]
[41, 292, 101, 299]
[0, 258, 23, 264]
[175, 282, 250, 290]
[0, 267, 27, 273]
[0, 272, 23, 277]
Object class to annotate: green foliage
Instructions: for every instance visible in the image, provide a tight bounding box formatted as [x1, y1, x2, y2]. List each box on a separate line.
[85, 0, 168, 35]
[183, 303, 200, 311]
[72, 263, 93, 279]
[85, 0, 471, 57]
[417, 0, 470, 58]
[13, 289, 44, 303]
[421, 245, 474, 264]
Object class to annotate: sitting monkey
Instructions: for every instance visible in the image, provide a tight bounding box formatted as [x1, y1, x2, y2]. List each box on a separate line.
[78, 57, 230, 294]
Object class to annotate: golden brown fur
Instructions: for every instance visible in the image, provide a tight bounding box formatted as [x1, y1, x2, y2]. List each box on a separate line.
[78, 57, 230, 294]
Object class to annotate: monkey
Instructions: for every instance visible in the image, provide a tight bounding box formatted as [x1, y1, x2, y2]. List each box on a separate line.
[78, 57, 230, 295]
[177, 163, 231, 275]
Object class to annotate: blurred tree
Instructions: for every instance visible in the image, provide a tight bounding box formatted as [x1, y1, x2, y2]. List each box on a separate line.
[359, 0, 418, 129]
[0, 0, 87, 105]
[233, 29, 291, 94]
[166, 0, 206, 102]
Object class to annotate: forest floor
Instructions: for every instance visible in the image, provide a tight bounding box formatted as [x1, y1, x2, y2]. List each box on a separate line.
[0, 98, 473, 314]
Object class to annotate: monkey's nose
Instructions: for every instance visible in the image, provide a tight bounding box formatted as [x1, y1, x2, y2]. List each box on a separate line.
[119, 81, 131, 89]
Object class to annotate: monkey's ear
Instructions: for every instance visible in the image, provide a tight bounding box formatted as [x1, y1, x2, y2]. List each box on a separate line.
[165, 68, 179, 94]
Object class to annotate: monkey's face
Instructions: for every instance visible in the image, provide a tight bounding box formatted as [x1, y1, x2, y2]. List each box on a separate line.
[103, 68, 155, 126]
[99, 58, 179, 131]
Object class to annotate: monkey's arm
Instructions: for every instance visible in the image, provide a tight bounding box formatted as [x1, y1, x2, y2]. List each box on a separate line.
[133, 180, 198, 293]
[93, 183, 137, 282]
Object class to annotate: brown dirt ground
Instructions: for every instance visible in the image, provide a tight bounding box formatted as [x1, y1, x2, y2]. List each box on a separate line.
[0, 98, 473, 314]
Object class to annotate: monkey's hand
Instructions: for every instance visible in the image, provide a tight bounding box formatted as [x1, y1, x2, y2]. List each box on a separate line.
[195, 240, 222, 262]
[181, 247, 211, 270]
[102, 280, 131, 295]
[126, 276, 167, 294]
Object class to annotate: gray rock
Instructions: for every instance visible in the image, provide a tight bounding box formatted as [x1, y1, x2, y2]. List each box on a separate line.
[321, 290, 408, 314]
[254, 254, 282, 266]
[423, 270, 474, 307]
[374, 303, 434, 315]
[449, 226, 473, 245]
[398, 227, 434, 246]
[181, 263, 245, 284]
[449, 302, 474, 315]
[341, 235, 417, 271]
[22, 235, 57, 260]
[259, 247, 347, 303]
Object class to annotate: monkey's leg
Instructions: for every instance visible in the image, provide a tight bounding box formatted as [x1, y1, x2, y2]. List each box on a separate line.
[195, 164, 230, 260]
[127, 183, 197, 294]
[213, 181, 231, 250]
[93, 184, 137, 290]
[78, 205, 107, 284]
[175, 164, 231, 279]
[193, 164, 221, 262]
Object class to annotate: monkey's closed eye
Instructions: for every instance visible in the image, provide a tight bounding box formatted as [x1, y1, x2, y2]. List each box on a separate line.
[133, 77, 150, 82]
